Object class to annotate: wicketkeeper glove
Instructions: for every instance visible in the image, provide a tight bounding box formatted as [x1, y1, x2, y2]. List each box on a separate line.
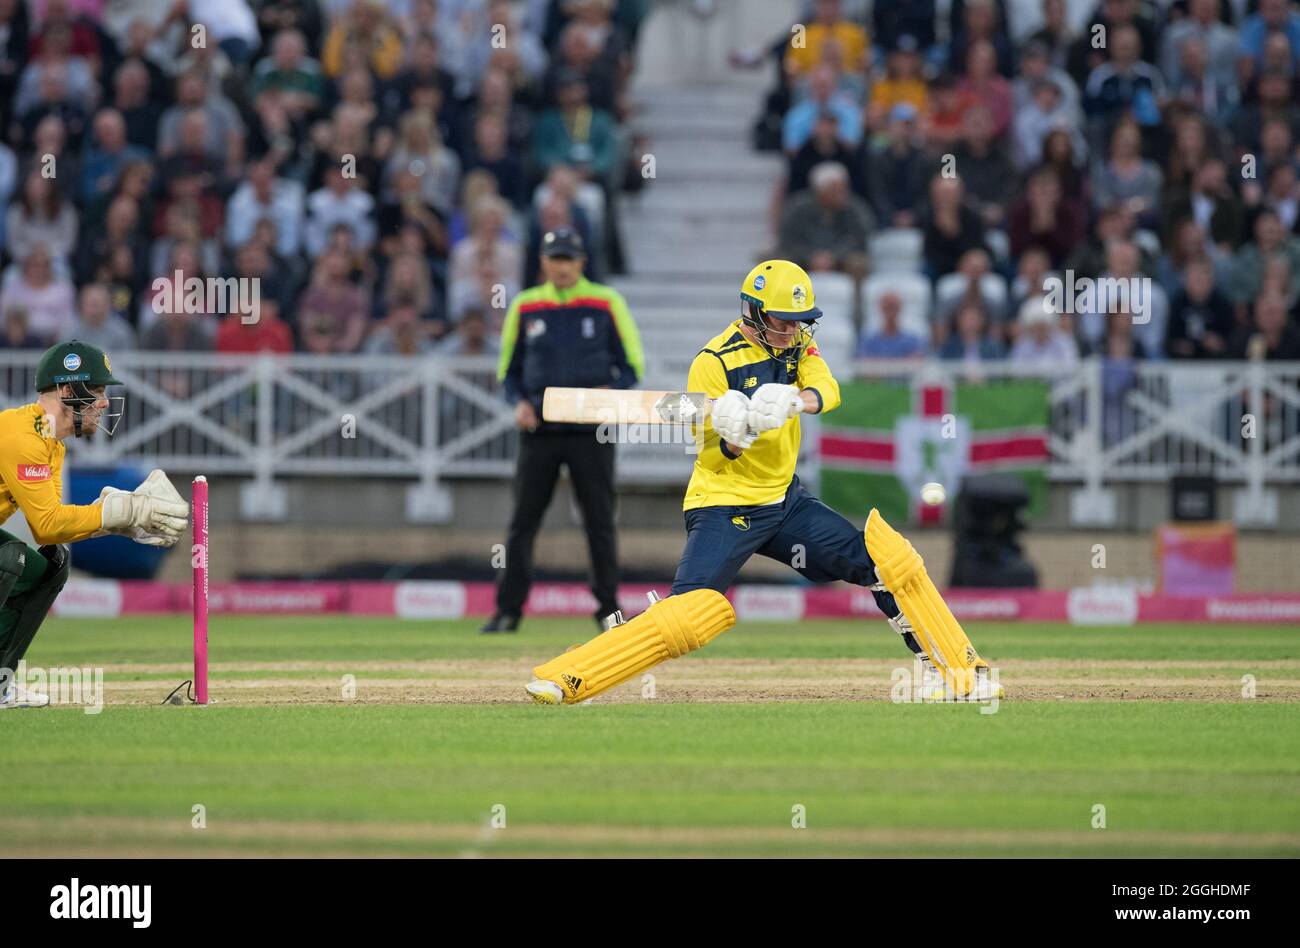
[98, 469, 190, 547]
[711, 390, 757, 449]
[747, 383, 803, 433]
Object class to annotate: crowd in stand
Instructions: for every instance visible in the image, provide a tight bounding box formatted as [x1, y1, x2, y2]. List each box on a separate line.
[751, 0, 1300, 368]
[0, 0, 649, 364]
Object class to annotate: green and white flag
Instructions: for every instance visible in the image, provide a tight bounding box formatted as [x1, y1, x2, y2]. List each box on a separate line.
[819, 378, 1050, 524]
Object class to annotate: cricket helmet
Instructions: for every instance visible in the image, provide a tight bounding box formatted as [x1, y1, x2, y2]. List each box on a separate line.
[740, 259, 822, 323]
[739, 260, 821, 360]
[35, 339, 125, 438]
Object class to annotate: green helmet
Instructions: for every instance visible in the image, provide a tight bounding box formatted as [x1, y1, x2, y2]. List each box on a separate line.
[35, 340, 125, 438]
[35, 340, 122, 391]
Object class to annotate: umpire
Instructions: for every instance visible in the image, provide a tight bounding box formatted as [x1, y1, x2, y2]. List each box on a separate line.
[482, 227, 645, 633]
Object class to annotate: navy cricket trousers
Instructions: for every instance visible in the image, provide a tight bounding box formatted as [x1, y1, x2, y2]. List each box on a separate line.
[671, 477, 901, 621]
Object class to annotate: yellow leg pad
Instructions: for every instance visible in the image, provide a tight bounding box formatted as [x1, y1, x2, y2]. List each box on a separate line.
[532, 589, 735, 704]
[865, 508, 986, 696]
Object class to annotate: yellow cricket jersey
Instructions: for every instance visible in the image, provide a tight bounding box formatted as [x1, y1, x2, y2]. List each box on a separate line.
[0, 403, 103, 545]
[683, 321, 841, 510]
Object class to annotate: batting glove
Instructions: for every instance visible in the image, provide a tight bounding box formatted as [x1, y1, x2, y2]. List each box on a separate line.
[711, 390, 757, 449]
[747, 383, 803, 433]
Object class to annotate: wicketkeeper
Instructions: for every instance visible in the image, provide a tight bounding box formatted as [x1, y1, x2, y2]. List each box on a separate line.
[526, 260, 1003, 704]
[0, 341, 190, 709]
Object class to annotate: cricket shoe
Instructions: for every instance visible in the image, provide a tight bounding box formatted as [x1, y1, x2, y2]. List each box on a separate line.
[479, 613, 520, 634]
[946, 665, 1003, 702]
[919, 662, 948, 702]
[525, 679, 564, 705]
[0, 682, 50, 710]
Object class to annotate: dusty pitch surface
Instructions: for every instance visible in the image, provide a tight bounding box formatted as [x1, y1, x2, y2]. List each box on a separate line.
[95, 657, 1300, 706]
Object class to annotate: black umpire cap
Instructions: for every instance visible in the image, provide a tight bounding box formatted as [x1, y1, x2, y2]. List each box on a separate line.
[541, 227, 585, 258]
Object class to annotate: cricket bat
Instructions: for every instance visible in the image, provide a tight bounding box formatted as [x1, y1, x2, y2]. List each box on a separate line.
[542, 387, 714, 425]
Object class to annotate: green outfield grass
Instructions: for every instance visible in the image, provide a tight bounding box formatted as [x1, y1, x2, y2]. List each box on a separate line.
[2, 616, 1298, 857]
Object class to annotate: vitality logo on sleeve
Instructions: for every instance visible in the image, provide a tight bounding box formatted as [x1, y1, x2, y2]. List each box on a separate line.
[16, 464, 51, 481]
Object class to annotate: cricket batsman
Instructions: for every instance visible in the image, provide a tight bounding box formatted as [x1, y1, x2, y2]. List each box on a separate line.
[0, 340, 190, 709]
[525, 260, 1003, 704]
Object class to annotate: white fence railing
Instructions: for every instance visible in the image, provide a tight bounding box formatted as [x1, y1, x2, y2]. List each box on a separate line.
[3, 352, 1297, 524]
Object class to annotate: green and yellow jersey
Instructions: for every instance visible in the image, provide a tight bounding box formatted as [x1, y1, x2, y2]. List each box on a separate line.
[0, 404, 103, 545]
[683, 320, 840, 510]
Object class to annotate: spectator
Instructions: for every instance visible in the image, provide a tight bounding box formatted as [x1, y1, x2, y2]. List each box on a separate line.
[5, 168, 78, 263]
[1025, 0, 1075, 71]
[1238, 0, 1300, 83]
[955, 41, 1013, 137]
[295, 249, 369, 353]
[363, 301, 438, 355]
[1169, 34, 1237, 124]
[465, 111, 529, 210]
[1228, 209, 1300, 306]
[784, 0, 869, 80]
[251, 29, 324, 123]
[782, 64, 862, 154]
[384, 111, 461, 217]
[789, 110, 860, 197]
[863, 104, 931, 228]
[1260, 162, 1300, 234]
[1091, 118, 1163, 227]
[1008, 245, 1055, 320]
[436, 306, 498, 356]
[777, 161, 873, 280]
[1082, 23, 1164, 128]
[533, 73, 617, 182]
[1166, 259, 1235, 359]
[1013, 39, 1082, 120]
[304, 165, 377, 257]
[1230, 70, 1300, 156]
[922, 175, 988, 277]
[321, 0, 403, 79]
[1161, 0, 1239, 91]
[873, 0, 936, 53]
[381, 251, 437, 321]
[80, 109, 149, 206]
[15, 59, 89, 150]
[1008, 167, 1086, 268]
[935, 248, 1004, 327]
[1013, 81, 1084, 172]
[1009, 296, 1079, 368]
[859, 290, 926, 358]
[177, 0, 262, 66]
[1157, 218, 1217, 296]
[951, 104, 1017, 228]
[949, 0, 1014, 78]
[216, 298, 294, 353]
[157, 70, 246, 172]
[225, 158, 305, 258]
[940, 301, 1004, 362]
[109, 59, 161, 150]
[1231, 292, 1300, 360]
[448, 194, 523, 322]
[1077, 239, 1169, 357]
[1038, 125, 1089, 201]
[865, 36, 928, 132]
[140, 311, 215, 352]
[0, 246, 75, 345]
[71, 282, 136, 353]
[0, 306, 43, 350]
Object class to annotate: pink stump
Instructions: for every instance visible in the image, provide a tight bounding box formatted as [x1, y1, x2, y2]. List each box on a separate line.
[193, 476, 209, 704]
